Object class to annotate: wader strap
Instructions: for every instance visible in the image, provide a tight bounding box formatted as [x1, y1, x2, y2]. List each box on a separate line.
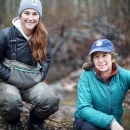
[9, 26, 17, 60]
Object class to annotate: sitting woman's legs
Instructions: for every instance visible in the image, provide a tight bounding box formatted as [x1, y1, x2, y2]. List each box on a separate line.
[81, 120, 101, 130]
[73, 118, 101, 130]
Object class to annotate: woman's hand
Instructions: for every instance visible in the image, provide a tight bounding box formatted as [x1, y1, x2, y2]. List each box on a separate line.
[111, 119, 124, 130]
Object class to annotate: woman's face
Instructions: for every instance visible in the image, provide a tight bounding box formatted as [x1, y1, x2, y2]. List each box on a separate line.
[20, 8, 40, 36]
[93, 52, 115, 73]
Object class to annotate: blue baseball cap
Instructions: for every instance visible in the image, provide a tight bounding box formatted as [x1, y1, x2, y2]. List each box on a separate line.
[89, 39, 114, 55]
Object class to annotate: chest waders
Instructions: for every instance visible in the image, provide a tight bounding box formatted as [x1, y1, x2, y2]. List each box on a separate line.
[0, 26, 60, 122]
[3, 26, 42, 88]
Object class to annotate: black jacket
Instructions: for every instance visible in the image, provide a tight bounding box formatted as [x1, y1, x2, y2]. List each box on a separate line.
[0, 26, 52, 81]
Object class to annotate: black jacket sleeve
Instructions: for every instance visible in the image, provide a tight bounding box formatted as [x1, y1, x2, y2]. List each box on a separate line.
[0, 29, 11, 81]
[40, 35, 52, 80]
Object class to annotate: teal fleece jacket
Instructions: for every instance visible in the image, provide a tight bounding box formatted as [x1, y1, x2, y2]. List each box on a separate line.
[74, 65, 130, 130]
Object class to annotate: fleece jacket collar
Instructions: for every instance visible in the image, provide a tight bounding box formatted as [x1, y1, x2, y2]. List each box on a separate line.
[12, 17, 31, 41]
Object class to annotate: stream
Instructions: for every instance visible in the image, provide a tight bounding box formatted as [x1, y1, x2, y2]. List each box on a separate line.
[49, 80, 130, 130]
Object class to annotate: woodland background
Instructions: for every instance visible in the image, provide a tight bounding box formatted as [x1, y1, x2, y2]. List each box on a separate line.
[0, 0, 130, 129]
[0, 1, 130, 74]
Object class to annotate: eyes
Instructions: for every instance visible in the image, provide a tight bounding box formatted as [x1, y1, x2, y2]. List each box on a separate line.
[93, 53, 108, 59]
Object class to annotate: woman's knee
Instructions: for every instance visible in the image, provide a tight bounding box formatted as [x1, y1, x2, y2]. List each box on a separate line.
[0, 83, 23, 116]
[73, 118, 83, 130]
[73, 118, 101, 130]
[47, 94, 60, 113]
[0, 93, 23, 120]
[32, 95, 59, 119]
[1, 94, 23, 113]
[36, 93, 60, 114]
[81, 121, 101, 130]
[31, 83, 60, 113]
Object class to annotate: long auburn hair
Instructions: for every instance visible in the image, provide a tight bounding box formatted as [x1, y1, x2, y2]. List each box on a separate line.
[29, 21, 48, 63]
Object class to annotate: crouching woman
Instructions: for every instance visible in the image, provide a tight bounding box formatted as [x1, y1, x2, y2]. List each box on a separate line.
[0, 0, 60, 130]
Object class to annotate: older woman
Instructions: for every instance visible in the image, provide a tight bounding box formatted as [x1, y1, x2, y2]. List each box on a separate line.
[73, 39, 128, 130]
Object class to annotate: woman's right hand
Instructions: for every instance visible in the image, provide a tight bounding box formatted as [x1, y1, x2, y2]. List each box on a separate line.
[111, 120, 124, 130]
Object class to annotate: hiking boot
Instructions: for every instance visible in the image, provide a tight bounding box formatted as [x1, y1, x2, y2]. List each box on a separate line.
[27, 120, 46, 130]
[6, 122, 21, 130]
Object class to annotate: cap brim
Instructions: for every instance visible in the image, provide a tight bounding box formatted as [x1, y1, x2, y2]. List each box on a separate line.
[89, 47, 113, 55]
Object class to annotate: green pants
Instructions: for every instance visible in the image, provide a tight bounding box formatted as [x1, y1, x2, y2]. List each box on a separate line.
[0, 81, 60, 121]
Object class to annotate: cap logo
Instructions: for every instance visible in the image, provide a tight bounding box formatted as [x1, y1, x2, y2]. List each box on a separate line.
[96, 40, 103, 46]
[31, 0, 38, 5]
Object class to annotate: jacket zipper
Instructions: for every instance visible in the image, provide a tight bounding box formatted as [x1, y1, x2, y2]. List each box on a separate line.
[107, 85, 111, 113]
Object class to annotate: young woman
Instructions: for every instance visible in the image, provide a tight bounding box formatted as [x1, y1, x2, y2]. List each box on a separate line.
[0, 0, 59, 130]
[73, 39, 129, 130]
